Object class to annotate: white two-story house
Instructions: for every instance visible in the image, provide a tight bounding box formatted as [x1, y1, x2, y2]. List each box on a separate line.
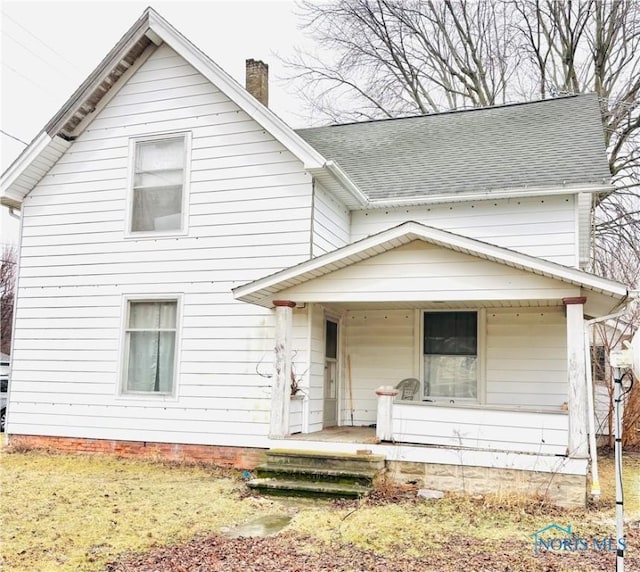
[1, 8, 633, 506]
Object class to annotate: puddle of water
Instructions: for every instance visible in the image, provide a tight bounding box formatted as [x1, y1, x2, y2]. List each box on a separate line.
[227, 514, 292, 538]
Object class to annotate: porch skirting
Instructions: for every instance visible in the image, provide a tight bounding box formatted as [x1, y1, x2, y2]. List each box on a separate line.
[387, 460, 586, 508]
[7, 434, 267, 470]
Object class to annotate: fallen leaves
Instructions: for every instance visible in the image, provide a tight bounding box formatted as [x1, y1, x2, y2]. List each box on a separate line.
[104, 529, 640, 572]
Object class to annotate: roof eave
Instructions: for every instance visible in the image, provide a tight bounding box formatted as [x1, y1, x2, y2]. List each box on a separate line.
[0, 132, 52, 205]
[232, 221, 629, 306]
[363, 182, 613, 209]
[44, 9, 154, 138]
[308, 160, 369, 208]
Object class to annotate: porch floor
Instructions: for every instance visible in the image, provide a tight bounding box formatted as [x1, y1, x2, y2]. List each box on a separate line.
[288, 426, 377, 444]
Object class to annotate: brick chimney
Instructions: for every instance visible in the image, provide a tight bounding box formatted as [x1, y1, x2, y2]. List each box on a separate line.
[245, 59, 268, 107]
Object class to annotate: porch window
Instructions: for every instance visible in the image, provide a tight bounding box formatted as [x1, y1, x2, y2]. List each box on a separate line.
[423, 311, 477, 399]
[129, 134, 189, 233]
[123, 300, 178, 394]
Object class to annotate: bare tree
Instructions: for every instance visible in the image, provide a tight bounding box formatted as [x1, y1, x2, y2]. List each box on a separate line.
[1, 245, 17, 356]
[287, 0, 518, 121]
[286, 0, 640, 267]
[588, 223, 640, 446]
[512, 1, 640, 270]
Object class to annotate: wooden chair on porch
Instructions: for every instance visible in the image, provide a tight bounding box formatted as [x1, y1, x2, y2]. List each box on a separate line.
[395, 378, 420, 401]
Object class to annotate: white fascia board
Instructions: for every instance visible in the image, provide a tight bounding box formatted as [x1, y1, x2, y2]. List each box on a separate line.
[364, 183, 614, 209]
[412, 223, 627, 296]
[232, 225, 413, 301]
[233, 221, 628, 303]
[148, 13, 326, 170]
[0, 132, 52, 202]
[321, 161, 369, 206]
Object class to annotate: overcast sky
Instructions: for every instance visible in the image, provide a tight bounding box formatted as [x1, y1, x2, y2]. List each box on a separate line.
[1, 0, 318, 244]
[1, 0, 315, 170]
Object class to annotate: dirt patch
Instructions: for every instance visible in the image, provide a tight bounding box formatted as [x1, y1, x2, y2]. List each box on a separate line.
[104, 529, 640, 572]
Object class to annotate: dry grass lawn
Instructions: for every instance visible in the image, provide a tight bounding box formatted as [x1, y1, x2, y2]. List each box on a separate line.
[0, 451, 290, 571]
[0, 449, 638, 572]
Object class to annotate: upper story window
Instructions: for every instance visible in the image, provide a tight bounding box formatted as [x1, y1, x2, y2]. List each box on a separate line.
[129, 133, 190, 235]
[423, 311, 478, 400]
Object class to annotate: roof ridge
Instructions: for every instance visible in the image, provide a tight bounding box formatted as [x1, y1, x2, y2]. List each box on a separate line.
[296, 93, 593, 131]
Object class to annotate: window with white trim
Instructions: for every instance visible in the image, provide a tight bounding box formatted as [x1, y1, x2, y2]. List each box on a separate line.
[423, 311, 478, 400]
[130, 135, 188, 233]
[123, 300, 178, 394]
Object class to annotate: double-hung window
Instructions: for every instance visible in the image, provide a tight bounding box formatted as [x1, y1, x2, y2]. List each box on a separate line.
[130, 134, 188, 233]
[123, 300, 178, 394]
[423, 311, 478, 400]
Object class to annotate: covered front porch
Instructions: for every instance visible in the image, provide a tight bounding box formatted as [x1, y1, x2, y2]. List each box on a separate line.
[284, 301, 578, 455]
[233, 223, 630, 503]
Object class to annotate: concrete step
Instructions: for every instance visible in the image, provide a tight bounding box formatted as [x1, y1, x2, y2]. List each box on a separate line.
[266, 449, 385, 472]
[247, 448, 385, 499]
[246, 478, 371, 499]
[256, 464, 378, 487]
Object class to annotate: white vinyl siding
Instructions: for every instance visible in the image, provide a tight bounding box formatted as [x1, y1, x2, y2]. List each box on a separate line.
[307, 303, 328, 432]
[485, 307, 567, 409]
[342, 306, 567, 426]
[9, 44, 313, 446]
[312, 181, 350, 256]
[576, 192, 592, 269]
[392, 403, 567, 455]
[350, 195, 577, 267]
[273, 241, 580, 304]
[343, 309, 415, 425]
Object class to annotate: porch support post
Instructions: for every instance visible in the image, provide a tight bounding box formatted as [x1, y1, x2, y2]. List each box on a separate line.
[563, 296, 588, 458]
[270, 300, 296, 439]
[375, 386, 398, 442]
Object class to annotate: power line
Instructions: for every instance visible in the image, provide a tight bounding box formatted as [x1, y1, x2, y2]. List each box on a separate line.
[0, 130, 28, 146]
[1, 61, 57, 96]
[2, 28, 75, 79]
[1, 10, 84, 73]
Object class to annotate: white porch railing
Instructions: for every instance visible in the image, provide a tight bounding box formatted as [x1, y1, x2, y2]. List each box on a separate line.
[390, 402, 569, 456]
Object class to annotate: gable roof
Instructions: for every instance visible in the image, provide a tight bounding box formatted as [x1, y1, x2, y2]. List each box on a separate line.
[297, 95, 612, 204]
[0, 7, 326, 208]
[1, 10, 613, 211]
[232, 221, 628, 309]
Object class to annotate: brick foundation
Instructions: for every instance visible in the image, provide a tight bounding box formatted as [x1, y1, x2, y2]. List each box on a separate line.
[387, 460, 587, 508]
[7, 434, 587, 507]
[7, 434, 266, 470]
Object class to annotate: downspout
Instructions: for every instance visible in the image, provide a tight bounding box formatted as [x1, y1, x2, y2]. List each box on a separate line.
[584, 309, 627, 499]
[309, 178, 316, 259]
[4, 201, 24, 445]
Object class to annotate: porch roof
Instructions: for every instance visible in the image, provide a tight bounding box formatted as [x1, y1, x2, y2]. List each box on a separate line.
[232, 221, 629, 313]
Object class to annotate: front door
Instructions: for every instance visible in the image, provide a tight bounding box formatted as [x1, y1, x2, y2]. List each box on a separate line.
[323, 319, 338, 427]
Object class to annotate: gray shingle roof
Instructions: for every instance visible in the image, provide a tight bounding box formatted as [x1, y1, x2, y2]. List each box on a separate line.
[295, 95, 611, 202]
